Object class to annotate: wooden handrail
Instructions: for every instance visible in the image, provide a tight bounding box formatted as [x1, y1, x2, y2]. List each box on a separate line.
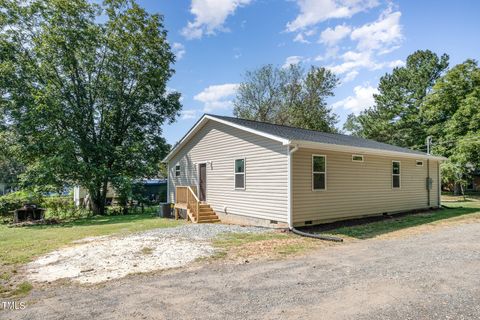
[176, 186, 199, 222]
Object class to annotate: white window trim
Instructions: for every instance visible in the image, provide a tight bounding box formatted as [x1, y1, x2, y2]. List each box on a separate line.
[416, 160, 424, 167]
[175, 164, 181, 177]
[312, 154, 327, 191]
[392, 160, 401, 189]
[234, 158, 246, 190]
[352, 154, 364, 162]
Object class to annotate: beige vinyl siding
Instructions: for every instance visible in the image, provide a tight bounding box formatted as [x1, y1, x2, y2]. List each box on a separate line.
[168, 120, 288, 222]
[292, 148, 441, 225]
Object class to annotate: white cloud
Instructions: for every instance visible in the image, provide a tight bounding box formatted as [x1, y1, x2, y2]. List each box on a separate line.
[319, 24, 351, 46]
[332, 85, 378, 114]
[293, 28, 317, 43]
[350, 9, 402, 52]
[282, 55, 304, 68]
[343, 70, 359, 83]
[181, 110, 198, 120]
[182, 0, 252, 39]
[315, 46, 340, 61]
[172, 42, 186, 60]
[293, 33, 310, 44]
[194, 83, 239, 112]
[286, 0, 379, 32]
[328, 51, 380, 74]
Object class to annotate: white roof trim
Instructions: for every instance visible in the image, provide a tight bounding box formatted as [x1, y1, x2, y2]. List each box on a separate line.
[290, 140, 447, 161]
[163, 115, 290, 162]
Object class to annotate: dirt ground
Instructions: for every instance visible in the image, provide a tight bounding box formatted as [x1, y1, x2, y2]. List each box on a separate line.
[4, 220, 480, 320]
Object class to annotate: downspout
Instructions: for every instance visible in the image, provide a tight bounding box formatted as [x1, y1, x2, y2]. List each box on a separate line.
[427, 159, 431, 207]
[287, 144, 299, 230]
[166, 162, 171, 203]
[438, 160, 442, 208]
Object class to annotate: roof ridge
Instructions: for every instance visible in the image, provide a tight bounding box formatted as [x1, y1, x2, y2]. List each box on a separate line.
[207, 113, 427, 155]
[208, 114, 411, 147]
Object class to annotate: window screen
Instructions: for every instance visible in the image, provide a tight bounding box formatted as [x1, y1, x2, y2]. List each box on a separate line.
[234, 159, 245, 189]
[312, 155, 326, 190]
[175, 165, 180, 177]
[392, 161, 400, 188]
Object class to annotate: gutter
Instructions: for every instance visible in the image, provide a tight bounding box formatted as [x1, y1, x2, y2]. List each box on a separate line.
[287, 143, 299, 230]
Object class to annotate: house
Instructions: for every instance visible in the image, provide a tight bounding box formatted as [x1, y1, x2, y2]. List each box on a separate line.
[467, 172, 480, 191]
[164, 114, 446, 228]
[73, 179, 167, 207]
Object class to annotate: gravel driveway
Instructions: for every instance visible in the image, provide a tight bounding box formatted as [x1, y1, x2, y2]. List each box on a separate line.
[7, 222, 480, 320]
[26, 224, 267, 284]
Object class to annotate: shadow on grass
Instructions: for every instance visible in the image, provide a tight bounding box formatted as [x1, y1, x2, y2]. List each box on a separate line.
[299, 206, 480, 240]
[23, 213, 168, 230]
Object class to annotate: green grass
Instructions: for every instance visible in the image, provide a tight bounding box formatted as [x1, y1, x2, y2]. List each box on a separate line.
[10, 281, 33, 297]
[323, 200, 480, 239]
[0, 214, 183, 266]
[212, 232, 319, 258]
[213, 232, 290, 248]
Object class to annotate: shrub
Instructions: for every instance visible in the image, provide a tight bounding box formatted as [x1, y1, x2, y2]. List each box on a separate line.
[0, 191, 42, 217]
[0, 191, 90, 220]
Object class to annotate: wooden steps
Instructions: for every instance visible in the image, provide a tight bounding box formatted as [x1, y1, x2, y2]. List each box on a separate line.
[174, 186, 220, 224]
[195, 204, 220, 223]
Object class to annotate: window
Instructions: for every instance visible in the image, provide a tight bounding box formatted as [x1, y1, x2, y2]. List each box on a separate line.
[175, 165, 181, 177]
[234, 158, 245, 189]
[352, 155, 364, 162]
[312, 155, 326, 190]
[416, 160, 424, 167]
[392, 161, 400, 188]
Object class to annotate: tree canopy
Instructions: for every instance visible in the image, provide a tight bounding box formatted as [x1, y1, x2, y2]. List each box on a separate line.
[344, 49, 480, 193]
[421, 59, 480, 192]
[344, 50, 449, 148]
[233, 64, 339, 133]
[0, 0, 181, 213]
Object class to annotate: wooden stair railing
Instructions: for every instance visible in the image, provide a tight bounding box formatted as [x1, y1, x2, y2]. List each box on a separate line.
[175, 186, 199, 222]
[175, 186, 219, 223]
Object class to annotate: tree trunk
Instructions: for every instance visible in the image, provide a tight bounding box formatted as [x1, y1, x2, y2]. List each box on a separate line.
[90, 191, 105, 215]
[454, 182, 462, 196]
[88, 180, 108, 215]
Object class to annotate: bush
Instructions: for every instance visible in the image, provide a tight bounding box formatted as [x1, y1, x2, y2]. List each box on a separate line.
[0, 191, 90, 220]
[0, 190, 42, 217]
[42, 196, 90, 219]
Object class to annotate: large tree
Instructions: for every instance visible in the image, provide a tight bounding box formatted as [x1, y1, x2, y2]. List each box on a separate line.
[0, 0, 181, 213]
[233, 64, 339, 133]
[421, 60, 480, 193]
[344, 50, 449, 149]
[0, 132, 24, 188]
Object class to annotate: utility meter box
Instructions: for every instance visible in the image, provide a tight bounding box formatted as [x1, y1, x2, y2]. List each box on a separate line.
[426, 177, 433, 190]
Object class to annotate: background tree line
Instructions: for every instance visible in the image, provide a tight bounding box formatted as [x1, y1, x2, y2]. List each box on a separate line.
[233, 50, 480, 194]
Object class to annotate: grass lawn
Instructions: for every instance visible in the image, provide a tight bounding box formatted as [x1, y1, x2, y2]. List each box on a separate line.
[313, 198, 480, 240]
[1, 214, 183, 266]
[212, 232, 333, 261]
[0, 214, 183, 298]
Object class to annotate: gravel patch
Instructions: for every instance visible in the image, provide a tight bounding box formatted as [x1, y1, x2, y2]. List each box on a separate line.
[141, 223, 269, 240]
[26, 224, 270, 284]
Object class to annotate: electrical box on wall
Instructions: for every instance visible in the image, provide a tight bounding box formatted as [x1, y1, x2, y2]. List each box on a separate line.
[426, 177, 433, 190]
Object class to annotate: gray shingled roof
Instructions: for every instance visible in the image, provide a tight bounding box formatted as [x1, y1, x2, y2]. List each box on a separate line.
[210, 114, 427, 156]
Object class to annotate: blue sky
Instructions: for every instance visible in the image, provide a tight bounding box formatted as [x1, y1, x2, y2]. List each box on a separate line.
[137, 0, 480, 145]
